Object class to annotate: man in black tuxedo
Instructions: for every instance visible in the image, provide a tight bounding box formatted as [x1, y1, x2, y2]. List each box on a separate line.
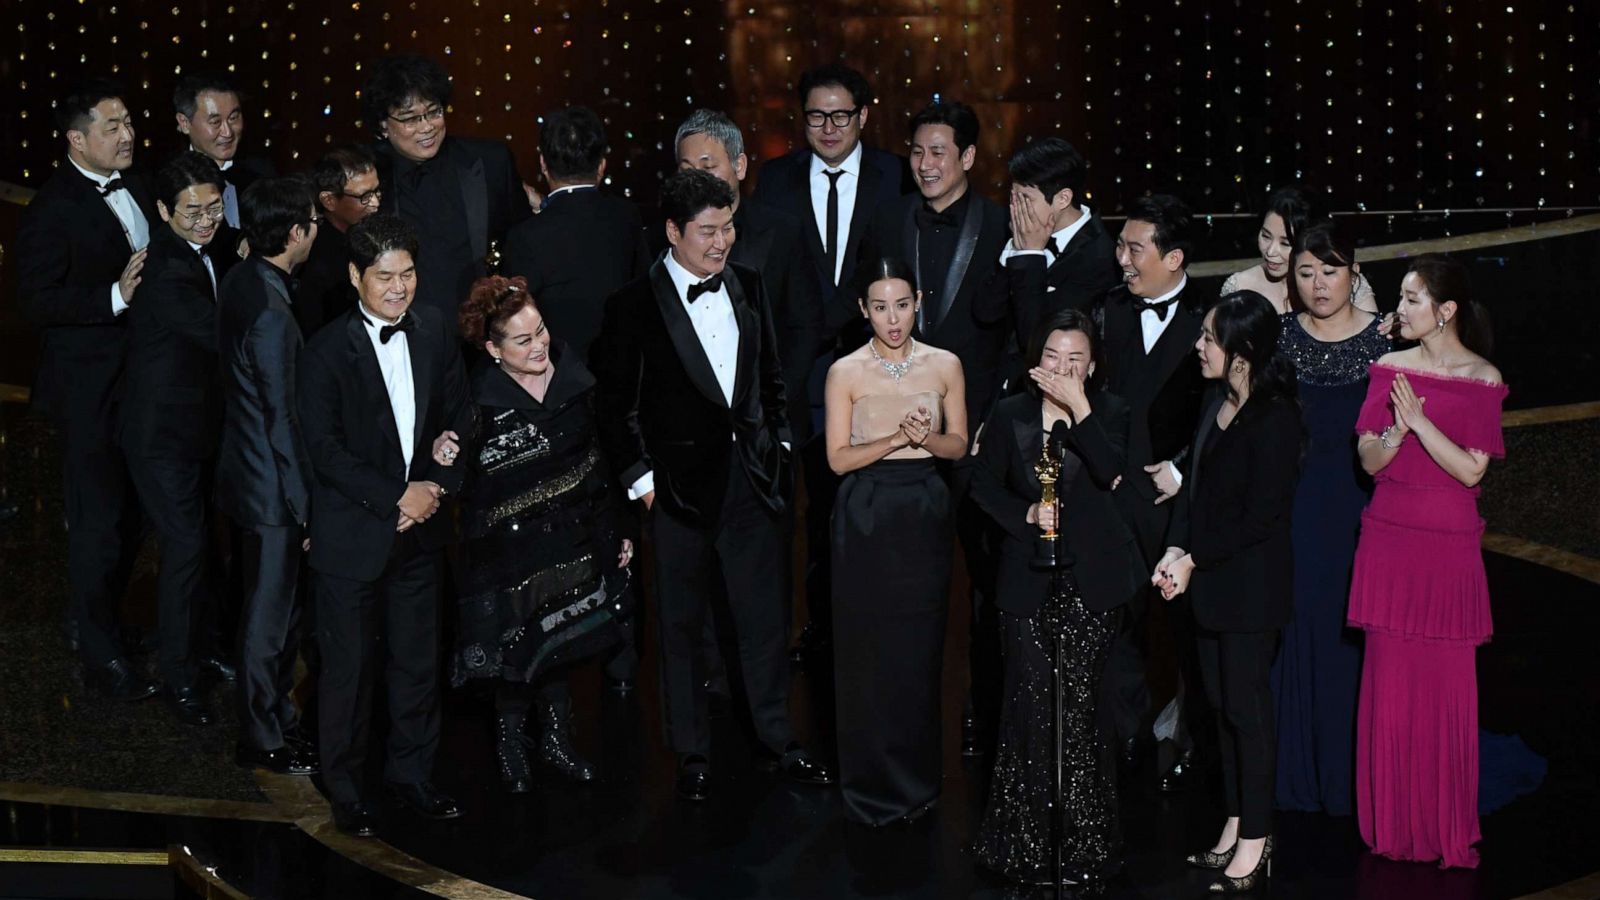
[861, 98, 1012, 754]
[749, 63, 914, 659]
[117, 153, 231, 725]
[501, 104, 649, 359]
[174, 72, 276, 275]
[298, 214, 470, 836]
[1094, 193, 1211, 791]
[364, 54, 533, 331]
[298, 145, 380, 336]
[591, 170, 834, 801]
[16, 78, 156, 701]
[978, 138, 1122, 354]
[216, 175, 321, 776]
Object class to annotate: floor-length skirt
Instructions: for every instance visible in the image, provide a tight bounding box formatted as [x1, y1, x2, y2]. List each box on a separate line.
[831, 459, 952, 826]
[1356, 632, 1481, 869]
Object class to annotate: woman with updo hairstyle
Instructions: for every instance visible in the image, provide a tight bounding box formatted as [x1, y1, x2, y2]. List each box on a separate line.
[1347, 253, 1505, 869]
[436, 275, 633, 792]
[1155, 290, 1300, 892]
[1221, 186, 1378, 315]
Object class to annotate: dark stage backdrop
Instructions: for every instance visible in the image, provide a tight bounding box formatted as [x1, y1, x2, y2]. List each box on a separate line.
[2, 1, 1596, 217]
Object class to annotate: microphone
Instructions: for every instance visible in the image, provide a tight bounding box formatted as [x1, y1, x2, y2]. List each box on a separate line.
[1048, 420, 1070, 460]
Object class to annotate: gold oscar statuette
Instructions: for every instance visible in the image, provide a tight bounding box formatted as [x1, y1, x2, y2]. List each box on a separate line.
[1033, 439, 1061, 569]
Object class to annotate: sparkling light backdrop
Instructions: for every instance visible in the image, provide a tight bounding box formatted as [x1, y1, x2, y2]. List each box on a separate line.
[3, 1, 1596, 221]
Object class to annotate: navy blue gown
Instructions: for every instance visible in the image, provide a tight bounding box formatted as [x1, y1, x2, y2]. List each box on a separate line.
[1271, 312, 1388, 816]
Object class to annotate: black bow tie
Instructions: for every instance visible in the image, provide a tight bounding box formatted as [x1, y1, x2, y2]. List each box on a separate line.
[378, 315, 415, 344]
[686, 274, 724, 304]
[1048, 236, 1066, 257]
[915, 204, 959, 231]
[99, 177, 127, 197]
[1136, 296, 1179, 322]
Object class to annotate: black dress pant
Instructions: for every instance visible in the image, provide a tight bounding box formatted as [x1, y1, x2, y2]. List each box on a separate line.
[799, 430, 838, 636]
[62, 422, 140, 667]
[651, 463, 792, 760]
[314, 538, 442, 804]
[128, 455, 211, 686]
[236, 522, 304, 752]
[1197, 627, 1279, 838]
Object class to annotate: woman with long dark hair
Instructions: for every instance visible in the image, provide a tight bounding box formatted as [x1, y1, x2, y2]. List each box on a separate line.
[1347, 253, 1505, 868]
[1220, 186, 1378, 315]
[968, 308, 1143, 886]
[439, 275, 633, 792]
[1156, 290, 1300, 893]
[825, 257, 967, 826]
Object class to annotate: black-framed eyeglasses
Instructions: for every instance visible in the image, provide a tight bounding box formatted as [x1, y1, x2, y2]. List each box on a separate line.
[341, 187, 383, 207]
[388, 105, 446, 131]
[804, 106, 862, 129]
[175, 203, 227, 227]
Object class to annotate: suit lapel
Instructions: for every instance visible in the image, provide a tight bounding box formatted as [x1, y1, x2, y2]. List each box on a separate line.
[1013, 414, 1044, 495]
[932, 197, 984, 331]
[406, 314, 434, 460]
[790, 161, 828, 270]
[725, 269, 758, 406]
[345, 312, 406, 464]
[1147, 296, 1202, 385]
[67, 171, 138, 253]
[456, 146, 489, 263]
[650, 260, 728, 408]
[1048, 214, 1102, 284]
[845, 156, 883, 270]
[1190, 391, 1225, 488]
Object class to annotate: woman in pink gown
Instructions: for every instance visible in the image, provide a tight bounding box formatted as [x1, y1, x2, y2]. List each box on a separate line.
[1347, 253, 1506, 869]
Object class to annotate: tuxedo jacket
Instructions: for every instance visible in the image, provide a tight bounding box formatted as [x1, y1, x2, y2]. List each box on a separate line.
[500, 186, 650, 358]
[298, 304, 470, 580]
[15, 164, 157, 436]
[204, 152, 278, 279]
[373, 135, 532, 319]
[1095, 282, 1209, 501]
[750, 143, 913, 336]
[590, 258, 791, 528]
[215, 256, 313, 528]
[976, 211, 1122, 352]
[863, 190, 1013, 431]
[730, 199, 823, 442]
[966, 390, 1144, 615]
[117, 224, 221, 460]
[1166, 393, 1300, 633]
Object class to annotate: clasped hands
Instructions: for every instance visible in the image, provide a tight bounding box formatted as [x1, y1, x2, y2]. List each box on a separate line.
[397, 481, 444, 532]
[1389, 372, 1430, 437]
[1151, 547, 1195, 601]
[891, 405, 935, 449]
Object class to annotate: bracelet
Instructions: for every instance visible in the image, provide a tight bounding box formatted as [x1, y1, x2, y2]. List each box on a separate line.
[1380, 424, 1403, 450]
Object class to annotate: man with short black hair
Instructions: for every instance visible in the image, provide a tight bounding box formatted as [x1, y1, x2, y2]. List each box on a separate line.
[296, 144, 380, 334]
[16, 77, 156, 701]
[174, 72, 275, 272]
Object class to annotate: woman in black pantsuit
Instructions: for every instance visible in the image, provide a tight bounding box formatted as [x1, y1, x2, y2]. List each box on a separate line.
[825, 258, 968, 826]
[1156, 290, 1300, 893]
[968, 309, 1144, 885]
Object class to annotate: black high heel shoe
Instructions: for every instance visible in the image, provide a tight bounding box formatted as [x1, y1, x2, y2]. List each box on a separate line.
[1207, 835, 1272, 894]
[1185, 842, 1236, 870]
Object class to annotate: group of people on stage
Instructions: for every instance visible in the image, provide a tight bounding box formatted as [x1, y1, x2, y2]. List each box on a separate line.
[18, 52, 1507, 885]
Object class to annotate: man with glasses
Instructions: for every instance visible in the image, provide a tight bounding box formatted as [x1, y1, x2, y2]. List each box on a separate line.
[750, 63, 914, 662]
[117, 153, 232, 726]
[363, 54, 533, 333]
[174, 72, 276, 276]
[297, 145, 381, 334]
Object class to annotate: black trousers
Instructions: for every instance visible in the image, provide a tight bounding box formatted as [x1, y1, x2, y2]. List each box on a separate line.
[1197, 627, 1279, 838]
[128, 455, 212, 686]
[314, 539, 442, 804]
[62, 422, 140, 667]
[799, 431, 838, 636]
[236, 522, 304, 751]
[651, 463, 792, 760]
[960, 496, 1003, 732]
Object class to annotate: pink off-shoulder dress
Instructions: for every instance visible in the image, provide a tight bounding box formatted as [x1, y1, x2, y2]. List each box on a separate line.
[1346, 363, 1508, 869]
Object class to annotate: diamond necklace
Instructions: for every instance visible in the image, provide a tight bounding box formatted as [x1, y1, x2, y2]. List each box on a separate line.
[870, 336, 917, 383]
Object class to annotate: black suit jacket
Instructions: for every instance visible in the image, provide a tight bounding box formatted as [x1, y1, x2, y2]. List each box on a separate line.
[863, 190, 1013, 431]
[298, 304, 471, 580]
[117, 225, 220, 460]
[1167, 393, 1300, 633]
[215, 256, 313, 527]
[751, 144, 913, 337]
[729, 199, 823, 442]
[591, 258, 791, 528]
[976, 211, 1122, 351]
[1095, 282, 1209, 501]
[500, 186, 649, 358]
[374, 135, 532, 321]
[966, 390, 1144, 615]
[293, 223, 356, 339]
[15, 164, 157, 434]
[206, 153, 278, 278]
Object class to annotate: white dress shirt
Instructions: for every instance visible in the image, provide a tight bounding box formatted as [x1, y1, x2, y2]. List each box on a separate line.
[187, 239, 217, 298]
[69, 157, 150, 315]
[359, 307, 418, 473]
[809, 142, 863, 286]
[999, 204, 1097, 271]
[1139, 274, 1188, 354]
[213, 156, 240, 229]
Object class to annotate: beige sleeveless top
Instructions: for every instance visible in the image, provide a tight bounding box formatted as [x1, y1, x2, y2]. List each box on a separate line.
[850, 390, 945, 460]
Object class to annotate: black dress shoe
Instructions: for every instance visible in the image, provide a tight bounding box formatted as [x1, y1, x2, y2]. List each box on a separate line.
[757, 743, 837, 786]
[1119, 735, 1148, 770]
[676, 757, 711, 802]
[383, 781, 461, 819]
[236, 743, 318, 776]
[163, 684, 216, 726]
[332, 801, 379, 837]
[1160, 748, 1198, 793]
[199, 655, 238, 683]
[89, 658, 158, 702]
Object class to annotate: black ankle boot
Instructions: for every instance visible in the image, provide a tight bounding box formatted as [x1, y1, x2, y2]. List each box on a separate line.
[496, 711, 533, 793]
[536, 696, 596, 782]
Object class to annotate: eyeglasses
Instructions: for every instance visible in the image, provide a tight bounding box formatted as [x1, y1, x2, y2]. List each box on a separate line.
[342, 186, 383, 207]
[387, 105, 446, 132]
[175, 203, 226, 226]
[804, 106, 862, 129]
[307, 211, 324, 226]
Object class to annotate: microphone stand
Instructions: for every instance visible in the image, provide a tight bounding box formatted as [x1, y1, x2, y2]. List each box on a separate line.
[1034, 425, 1074, 895]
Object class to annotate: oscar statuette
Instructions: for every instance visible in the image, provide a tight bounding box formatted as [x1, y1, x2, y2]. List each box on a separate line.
[1033, 439, 1062, 570]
